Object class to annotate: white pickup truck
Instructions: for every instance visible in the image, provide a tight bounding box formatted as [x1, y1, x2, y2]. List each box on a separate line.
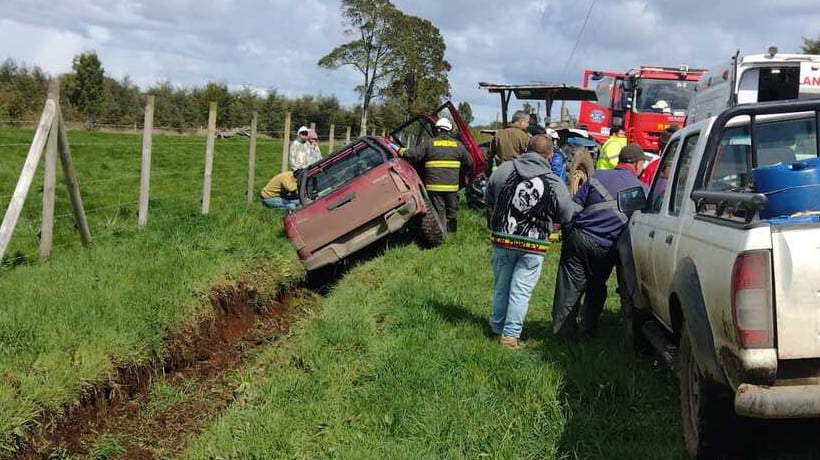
[616, 98, 820, 458]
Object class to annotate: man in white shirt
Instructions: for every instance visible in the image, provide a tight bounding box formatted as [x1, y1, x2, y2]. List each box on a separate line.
[290, 126, 312, 170]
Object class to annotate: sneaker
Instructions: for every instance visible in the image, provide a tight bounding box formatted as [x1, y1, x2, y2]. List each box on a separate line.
[499, 335, 523, 349]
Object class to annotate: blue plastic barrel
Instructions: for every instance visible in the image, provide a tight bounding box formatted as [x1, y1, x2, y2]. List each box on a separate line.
[752, 157, 820, 219]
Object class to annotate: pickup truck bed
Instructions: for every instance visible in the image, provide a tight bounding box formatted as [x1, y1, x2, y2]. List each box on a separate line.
[617, 99, 820, 458]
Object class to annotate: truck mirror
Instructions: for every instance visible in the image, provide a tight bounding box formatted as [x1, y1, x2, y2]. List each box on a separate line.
[617, 186, 647, 213]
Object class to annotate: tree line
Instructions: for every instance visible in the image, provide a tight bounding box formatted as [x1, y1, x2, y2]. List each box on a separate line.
[0, 0, 479, 137]
[0, 54, 417, 136]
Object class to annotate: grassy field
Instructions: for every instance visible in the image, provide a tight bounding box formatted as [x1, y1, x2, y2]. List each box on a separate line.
[5, 126, 818, 459]
[0, 126, 304, 455]
[180, 211, 685, 460]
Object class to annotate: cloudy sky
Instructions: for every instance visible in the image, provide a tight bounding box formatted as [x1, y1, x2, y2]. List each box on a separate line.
[1, 0, 819, 125]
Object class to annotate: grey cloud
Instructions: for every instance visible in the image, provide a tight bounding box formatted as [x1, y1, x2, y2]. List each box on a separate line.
[2, 0, 820, 124]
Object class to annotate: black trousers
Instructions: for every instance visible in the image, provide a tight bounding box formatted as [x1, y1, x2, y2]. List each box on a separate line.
[551, 227, 616, 336]
[429, 191, 459, 232]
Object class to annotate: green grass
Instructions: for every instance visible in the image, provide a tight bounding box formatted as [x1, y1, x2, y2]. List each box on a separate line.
[182, 211, 685, 460]
[0, 126, 305, 454]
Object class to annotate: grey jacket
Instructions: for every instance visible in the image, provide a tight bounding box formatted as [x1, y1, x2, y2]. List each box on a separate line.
[485, 152, 575, 252]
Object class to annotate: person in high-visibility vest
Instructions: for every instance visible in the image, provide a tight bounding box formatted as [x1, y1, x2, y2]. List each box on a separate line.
[403, 118, 473, 232]
[596, 126, 627, 170]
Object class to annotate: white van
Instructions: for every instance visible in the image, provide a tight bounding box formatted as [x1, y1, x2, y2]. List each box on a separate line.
[686, 47, 820, 125]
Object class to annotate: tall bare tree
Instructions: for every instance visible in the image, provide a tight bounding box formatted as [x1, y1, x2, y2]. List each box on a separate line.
[319, 0, 399, 135]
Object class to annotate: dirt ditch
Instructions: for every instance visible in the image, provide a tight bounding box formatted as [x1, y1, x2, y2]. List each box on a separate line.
[15, 282, 318, 460]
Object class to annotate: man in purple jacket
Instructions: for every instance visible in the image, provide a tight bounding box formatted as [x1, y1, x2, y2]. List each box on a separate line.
[552, 143, 650, 338]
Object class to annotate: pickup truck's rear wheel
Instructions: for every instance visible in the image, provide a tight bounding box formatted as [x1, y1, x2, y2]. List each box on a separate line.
[616, 264, 651, 353]
[567, 147, 594, 195]
[417, 195, 446, 248]
[680, 325, 738, 459]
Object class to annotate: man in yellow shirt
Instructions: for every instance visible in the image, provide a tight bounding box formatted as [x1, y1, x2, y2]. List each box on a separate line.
[596, 125, 627, 170]
[260, 170, 299, 210]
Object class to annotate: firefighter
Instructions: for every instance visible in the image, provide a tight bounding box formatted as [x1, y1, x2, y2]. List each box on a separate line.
[403, 118, 473, 232]
[596, 120, 627, 170]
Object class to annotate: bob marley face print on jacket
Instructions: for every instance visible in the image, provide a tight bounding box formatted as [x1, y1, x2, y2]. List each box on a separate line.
[491, 171, 552, 240]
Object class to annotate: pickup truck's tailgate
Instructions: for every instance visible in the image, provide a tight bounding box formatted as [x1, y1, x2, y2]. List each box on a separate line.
[289, 165, 410, 254]
[772, 226, 820, 359]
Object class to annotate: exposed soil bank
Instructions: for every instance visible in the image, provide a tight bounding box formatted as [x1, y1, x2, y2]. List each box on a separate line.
[15, 282, 316, 460]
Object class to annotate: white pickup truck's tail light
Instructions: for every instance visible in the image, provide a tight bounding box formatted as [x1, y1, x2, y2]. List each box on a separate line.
[731, 250, 774, 348]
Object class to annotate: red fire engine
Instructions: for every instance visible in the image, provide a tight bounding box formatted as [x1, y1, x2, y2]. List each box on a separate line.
[578, 65, 705, 153]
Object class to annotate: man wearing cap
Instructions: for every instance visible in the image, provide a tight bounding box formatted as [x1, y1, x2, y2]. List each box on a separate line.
[551, 142, 650, 338]
[290, 126, 313, 170]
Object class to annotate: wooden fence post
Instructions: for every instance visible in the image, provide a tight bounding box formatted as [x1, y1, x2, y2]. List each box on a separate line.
[247, 111, 258, 203]
[345, 126, 351, 143]
[281, 112, 291, 172]
[0, 99, 55, 262]
[328, 124, 335, 153]
[40, 80, 60, 261]
[201, 102, 217, 215]
[138, 95, 154, 227]
[56, 107, 91, 247]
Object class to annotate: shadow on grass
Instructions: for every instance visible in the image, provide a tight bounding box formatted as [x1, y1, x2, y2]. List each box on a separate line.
[427, 298, 681, 458]
[304, 229, 417, 296]
[424, 293, 820, 459]
[531, 310, 820, 460]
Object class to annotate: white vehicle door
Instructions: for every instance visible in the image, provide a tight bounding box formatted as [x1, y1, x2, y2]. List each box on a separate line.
[629, 138, 681, 311]
[648, 133, 699, 325]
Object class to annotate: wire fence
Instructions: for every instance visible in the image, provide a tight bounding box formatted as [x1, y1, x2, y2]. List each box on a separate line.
[0, 119, 365, 143]
[0, 88, 383, 266]
[1, 133, 281, 266]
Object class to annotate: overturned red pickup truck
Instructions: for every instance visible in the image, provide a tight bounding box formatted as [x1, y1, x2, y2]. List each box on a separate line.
[283, 101, 485, 271]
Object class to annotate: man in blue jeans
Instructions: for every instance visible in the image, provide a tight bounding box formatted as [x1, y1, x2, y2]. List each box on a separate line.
[485, 135, 575, 349]
[259, 170, 299, 210]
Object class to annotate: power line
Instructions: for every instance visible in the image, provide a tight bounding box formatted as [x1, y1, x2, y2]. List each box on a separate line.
[560, 0, 596, 81]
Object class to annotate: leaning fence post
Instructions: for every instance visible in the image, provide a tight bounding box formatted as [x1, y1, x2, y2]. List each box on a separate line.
[138, 95, 154, 227]
[247, 111, 258, 203]
[201, 101, 217, 215]
[0, 98, 55, 262]
[56, 106, 91, 246]
[281, 111, 291, 172]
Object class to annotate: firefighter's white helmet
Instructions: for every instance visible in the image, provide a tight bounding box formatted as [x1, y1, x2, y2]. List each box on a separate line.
[435, 117, 453, 131]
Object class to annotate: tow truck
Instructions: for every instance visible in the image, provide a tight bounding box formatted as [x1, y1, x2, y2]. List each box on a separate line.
[478, 81, 599, 194]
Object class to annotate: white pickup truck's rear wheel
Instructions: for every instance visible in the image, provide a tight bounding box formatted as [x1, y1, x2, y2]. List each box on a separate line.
[616, 264, 650, 352]
[680, 325, 739, 459]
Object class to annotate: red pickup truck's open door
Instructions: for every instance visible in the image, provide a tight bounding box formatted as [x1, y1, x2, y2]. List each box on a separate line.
[390, 101, 486, 185]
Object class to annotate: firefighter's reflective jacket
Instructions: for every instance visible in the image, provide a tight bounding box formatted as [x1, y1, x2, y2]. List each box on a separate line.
[404, 133, 473, 192]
